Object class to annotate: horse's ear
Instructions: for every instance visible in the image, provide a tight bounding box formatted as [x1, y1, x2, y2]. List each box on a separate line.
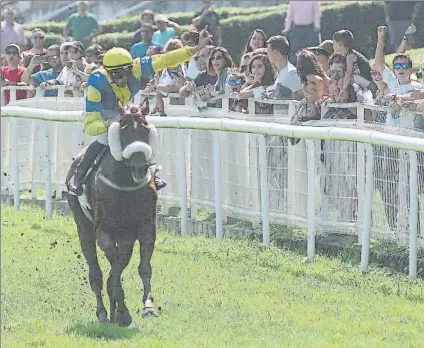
[140, 97, 149, 116]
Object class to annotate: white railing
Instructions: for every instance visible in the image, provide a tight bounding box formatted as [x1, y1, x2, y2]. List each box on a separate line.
[1, 86, 423, 277]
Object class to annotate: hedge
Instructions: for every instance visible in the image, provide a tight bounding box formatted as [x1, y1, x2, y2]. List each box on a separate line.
[23, 5, 288, 36]
[94, 1, 389, 62]
[22, 2, 345, 38]
[22, 1, 422, 66]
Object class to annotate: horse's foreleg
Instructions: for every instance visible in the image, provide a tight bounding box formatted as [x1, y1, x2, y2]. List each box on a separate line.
[139, 222, 158, 318]
[75, 219, 108, 324]
[102, 235, 135, 327]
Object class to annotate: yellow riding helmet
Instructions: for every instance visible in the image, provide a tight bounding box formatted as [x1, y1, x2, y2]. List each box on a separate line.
[102, 47, 133, 70]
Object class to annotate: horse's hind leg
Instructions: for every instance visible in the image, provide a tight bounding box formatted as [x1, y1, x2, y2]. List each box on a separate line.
[69, 198, 108, 323]
[139, 222, 159, 318]
[100, 231, 135, 327]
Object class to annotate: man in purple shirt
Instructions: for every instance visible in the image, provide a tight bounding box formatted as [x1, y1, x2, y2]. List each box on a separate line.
[283, 1, 321, 65]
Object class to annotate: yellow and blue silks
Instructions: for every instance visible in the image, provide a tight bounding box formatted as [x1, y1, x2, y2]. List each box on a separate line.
[83, 46, 195, 136]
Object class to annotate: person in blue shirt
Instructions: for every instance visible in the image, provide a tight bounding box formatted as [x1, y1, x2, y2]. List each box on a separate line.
[130, 23, 155, 59]
[21, 43, 68, 96]
[151, 14, 182, 48]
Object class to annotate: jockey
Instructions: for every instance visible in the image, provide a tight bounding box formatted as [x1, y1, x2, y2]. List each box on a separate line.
[68, 28, 212, 196]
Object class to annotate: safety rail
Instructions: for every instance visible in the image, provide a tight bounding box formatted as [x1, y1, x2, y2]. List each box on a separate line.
[1, 85, 424, 277]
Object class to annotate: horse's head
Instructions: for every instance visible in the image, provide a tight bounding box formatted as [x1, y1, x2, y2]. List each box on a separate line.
[108, 99, 158, 183]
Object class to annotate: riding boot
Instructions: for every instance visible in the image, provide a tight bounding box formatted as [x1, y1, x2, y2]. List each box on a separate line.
[69, 141, 106, 196]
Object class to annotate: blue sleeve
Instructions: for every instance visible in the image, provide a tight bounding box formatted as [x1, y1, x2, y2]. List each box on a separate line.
[140, 56, 154, 80]
[130, 43, 137, 59]
[31, 71, 44, 87]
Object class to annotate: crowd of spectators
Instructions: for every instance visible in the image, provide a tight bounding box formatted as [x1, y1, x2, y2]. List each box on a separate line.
[1, 0, 424, 123]
[1, 0, 423, 232]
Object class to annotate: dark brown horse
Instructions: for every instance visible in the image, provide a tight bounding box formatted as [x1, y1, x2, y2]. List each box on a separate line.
[66, 100, 159, 327]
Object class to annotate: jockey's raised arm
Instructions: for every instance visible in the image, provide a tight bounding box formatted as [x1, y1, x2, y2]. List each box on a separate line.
[67, 28, 213, 196]
[83, 26, 211, 138]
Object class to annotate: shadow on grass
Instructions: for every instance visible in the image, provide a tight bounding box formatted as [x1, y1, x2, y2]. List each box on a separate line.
[66, 322, 140, 341]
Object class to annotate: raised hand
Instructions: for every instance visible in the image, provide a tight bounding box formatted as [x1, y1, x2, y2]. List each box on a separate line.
[377, 26, 387, 38]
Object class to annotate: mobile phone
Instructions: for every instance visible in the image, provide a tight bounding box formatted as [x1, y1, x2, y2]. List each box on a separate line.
[43, 55, 57, 63]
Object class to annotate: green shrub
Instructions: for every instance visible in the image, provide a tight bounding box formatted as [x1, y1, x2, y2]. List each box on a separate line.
[23, 5, 286, 37]
[23, 1, 390, 64]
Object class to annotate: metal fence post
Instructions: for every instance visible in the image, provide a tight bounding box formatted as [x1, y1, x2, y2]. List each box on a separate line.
[213, 131, 223, 239]
[306, 139, 316, 260]
[10, 118, 20, 210]
[44, 121, 52, 218]
[177, 130, 188, 236]
[408, 150, 418, 278]
[258, 135, 270, 246]
[360, 144, 374, 272]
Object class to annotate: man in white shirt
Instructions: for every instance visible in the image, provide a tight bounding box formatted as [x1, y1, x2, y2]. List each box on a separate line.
[267, 35, 303, 100]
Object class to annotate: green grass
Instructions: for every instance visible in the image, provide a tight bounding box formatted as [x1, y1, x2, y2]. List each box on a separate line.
[2, 203, 424, 348]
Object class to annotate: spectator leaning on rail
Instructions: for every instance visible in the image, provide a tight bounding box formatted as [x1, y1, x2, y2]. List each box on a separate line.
[373, 26, 423, 124]
[1, 43, 27, 105]
[68, 27, 213, 196]
[64, 1, 101, 49]
[21, 44, 65, 97]
[1, 7, 26, 54]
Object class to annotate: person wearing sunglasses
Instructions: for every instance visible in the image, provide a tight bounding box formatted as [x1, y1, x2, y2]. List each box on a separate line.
[1, 43, 27, 105]
[68, 27, 212, 196]
[374, 26, 423, 98]
[21, 44, 65, 98]
[22, 28, 47, 71]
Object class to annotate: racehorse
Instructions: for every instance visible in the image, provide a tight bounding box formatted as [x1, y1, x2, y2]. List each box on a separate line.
[66, 99, 160, 327]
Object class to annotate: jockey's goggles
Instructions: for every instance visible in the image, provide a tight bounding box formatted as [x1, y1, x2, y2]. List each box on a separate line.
[107, 66, 132, 80]
[393, 62, 411, 70]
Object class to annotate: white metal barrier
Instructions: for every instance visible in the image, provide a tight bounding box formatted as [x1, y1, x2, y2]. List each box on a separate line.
[1, 86, 424, 277]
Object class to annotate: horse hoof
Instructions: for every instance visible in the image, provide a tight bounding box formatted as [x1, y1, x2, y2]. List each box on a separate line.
[142, 307, 159, 318]
[115, 308, 132, 327]
[98, 313, 109, 325]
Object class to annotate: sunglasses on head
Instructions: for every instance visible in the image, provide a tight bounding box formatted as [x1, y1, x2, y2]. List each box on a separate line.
[393, 62, 411, 70]
[228, 78, 242, 86]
